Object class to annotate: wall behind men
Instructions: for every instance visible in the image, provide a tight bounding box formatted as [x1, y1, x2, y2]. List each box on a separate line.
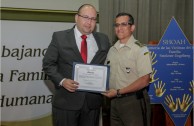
[1, 0, 99, 11]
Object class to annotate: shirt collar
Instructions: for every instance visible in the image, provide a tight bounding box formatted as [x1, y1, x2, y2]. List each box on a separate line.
[114, 35, 137, 50]
[74, 26, 92, 39]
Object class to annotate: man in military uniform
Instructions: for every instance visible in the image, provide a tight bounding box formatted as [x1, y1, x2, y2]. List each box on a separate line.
[103, 12, 152, 126]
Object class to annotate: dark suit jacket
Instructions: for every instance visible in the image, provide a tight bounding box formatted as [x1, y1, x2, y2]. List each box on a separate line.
[43, 27, 110, 110]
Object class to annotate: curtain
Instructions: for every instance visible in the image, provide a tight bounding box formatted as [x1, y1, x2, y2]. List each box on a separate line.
[99, 0, 193, 44]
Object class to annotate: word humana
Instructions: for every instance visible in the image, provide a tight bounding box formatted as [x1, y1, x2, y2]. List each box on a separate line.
[0, 95, 53, 107]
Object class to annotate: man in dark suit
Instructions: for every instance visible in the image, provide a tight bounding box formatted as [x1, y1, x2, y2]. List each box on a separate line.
[42, 4, 110, 126]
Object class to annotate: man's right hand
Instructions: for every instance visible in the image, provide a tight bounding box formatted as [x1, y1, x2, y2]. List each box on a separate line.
[62, 79, 79, 92]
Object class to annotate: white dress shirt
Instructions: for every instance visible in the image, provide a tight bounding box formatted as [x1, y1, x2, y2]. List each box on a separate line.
[74, 26, 98, 63]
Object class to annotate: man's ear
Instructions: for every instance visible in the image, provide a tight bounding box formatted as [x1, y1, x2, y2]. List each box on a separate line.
[131, 25, 135, 32]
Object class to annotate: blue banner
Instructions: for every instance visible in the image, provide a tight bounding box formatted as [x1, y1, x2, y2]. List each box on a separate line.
[148, 17, 193, 126]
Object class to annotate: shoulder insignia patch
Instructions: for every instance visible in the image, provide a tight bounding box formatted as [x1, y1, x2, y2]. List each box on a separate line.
[144, 52, 149, 55]
[135, 41, 145, 47]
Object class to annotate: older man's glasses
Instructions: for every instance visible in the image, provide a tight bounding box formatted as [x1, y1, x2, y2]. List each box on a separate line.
[114, 22, 132, 28]
[77, 14, 97, 22]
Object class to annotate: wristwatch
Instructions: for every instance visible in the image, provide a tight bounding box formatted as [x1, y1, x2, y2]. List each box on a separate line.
[116, 89, 122, 98]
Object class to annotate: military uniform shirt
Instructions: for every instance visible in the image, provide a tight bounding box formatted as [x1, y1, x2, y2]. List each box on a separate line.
[105, 35, 152, 89]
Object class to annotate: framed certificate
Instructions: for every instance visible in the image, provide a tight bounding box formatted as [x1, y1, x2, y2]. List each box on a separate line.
[73, 62, 109, 93]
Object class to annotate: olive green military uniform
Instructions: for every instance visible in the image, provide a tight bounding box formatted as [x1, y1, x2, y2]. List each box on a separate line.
[105, 35, 152, 126]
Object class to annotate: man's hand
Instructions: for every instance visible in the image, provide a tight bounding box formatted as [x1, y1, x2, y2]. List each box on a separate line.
[164, 94, 178, 112]
[62, 79, 79, 92]
[154, 81, 166, 97]
[102, 89, 117, 98]
[178, 94, 193, 112]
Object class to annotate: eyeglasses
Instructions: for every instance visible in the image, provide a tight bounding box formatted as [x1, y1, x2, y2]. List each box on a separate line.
[114, 22, 132, 28]
[77, 14, 97, 22]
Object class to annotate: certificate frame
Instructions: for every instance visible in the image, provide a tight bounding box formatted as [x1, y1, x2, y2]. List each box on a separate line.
[73, 62, 109, 93]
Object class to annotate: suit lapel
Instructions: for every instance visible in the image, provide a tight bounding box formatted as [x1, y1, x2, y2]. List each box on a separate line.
[66, 28, 83, 62]
[91, 32, 103, 64]
[93, 32, 102, 52]
[65, 30, 106, 64]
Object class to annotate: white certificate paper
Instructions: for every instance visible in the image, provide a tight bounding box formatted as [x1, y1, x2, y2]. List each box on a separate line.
[73, 63, 109, 92]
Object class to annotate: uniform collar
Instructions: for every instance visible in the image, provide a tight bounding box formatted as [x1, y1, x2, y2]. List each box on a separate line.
[114, 35, 137, 50]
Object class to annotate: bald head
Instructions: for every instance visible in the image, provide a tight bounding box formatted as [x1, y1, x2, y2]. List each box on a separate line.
[78, 4, 97, 14]
[75, 4, 97, 35]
